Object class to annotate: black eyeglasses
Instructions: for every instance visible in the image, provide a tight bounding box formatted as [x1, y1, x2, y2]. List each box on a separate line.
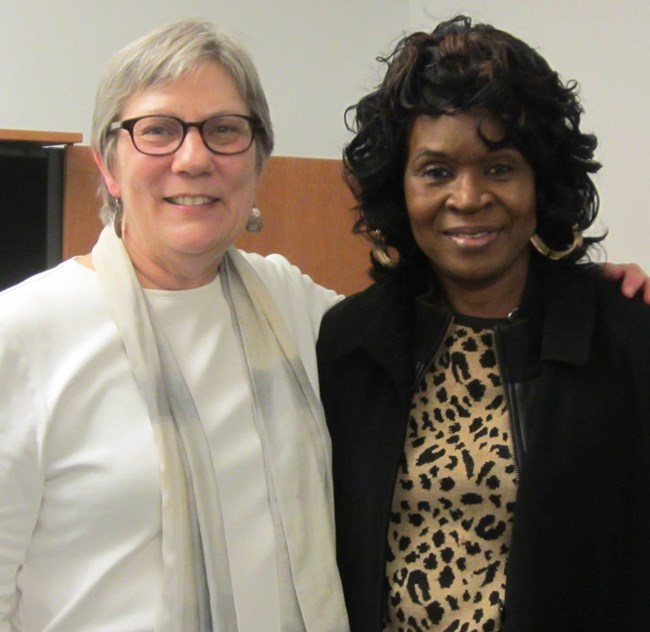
[109, 114, 259, 156]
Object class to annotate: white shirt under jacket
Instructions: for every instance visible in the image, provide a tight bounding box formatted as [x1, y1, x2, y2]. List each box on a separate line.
[0, 251, 342, 632]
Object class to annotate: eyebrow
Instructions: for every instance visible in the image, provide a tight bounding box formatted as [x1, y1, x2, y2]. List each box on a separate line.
[412, 145, 521, 161]
[411, 149, 448, 161]
[121, 110, 251, 121]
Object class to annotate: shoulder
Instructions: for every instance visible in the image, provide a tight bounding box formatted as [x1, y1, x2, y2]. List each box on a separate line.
[234, 250, 343, 361]
[562, 263, 650, 322]
[550, 263, 650, 351]
[321, 274, 411, 330]
[321, 282, 387, 333]
[0, 261, 107, 374]
[236, 249, 341, 309]
[0, 260, 97, 329]
[318, 274, 414, 362]
[592, 269, 650, 340]
[238, 249, 308, 282]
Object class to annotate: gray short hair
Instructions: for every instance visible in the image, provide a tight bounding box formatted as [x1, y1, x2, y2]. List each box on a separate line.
[90, 19, 274, 224]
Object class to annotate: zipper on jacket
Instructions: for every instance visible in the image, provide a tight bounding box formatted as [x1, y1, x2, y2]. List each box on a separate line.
[494, 326, 522, 483]
[413, 314, 455, 390]
[389, 314, 520, 628]
[415, 315, 523, 479]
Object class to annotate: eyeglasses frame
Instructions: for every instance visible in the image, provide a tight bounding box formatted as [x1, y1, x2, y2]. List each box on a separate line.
[108, 113, 260, 156]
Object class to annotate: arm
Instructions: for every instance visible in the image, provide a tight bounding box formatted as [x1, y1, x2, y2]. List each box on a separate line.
[600, 262, 650, 303]
[0, 328, 44, 630]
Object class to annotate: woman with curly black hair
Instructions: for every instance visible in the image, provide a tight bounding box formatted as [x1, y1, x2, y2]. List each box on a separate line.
[317, 15, 650, 631]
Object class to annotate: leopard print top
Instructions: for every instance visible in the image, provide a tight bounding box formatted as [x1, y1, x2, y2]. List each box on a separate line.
[383, 318, 518, 632]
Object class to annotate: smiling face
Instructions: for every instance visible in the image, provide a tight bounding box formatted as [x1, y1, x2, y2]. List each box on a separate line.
[404, 113, 537, 316]
[95, 61, 259, 289]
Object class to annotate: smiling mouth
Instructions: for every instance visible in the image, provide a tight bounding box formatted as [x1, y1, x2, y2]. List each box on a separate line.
[164, 195, 218, 206]
[444, 228, 501, 249]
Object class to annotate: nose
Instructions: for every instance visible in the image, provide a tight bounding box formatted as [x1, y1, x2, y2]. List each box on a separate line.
[171, 127, 215, 175]
[446, 172, 492, 212]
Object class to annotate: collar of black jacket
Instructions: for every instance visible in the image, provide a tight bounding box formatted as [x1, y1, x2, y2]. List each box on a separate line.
[319, 256, 597, 375]
[528, 257, 596, 366]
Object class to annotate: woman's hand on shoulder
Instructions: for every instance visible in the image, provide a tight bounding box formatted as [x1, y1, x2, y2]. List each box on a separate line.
[600, 262, 650, 303]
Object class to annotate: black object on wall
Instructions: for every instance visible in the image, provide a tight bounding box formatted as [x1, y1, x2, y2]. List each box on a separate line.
[0, 142, 64, 291]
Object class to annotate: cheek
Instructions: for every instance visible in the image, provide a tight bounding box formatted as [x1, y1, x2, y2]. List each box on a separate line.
[406, 193, 441, 236]
[521, 198, 538, 236]
[106, 149, 156, 202]
[407, 205, 442, 261]
[121, 161, 164, 203]
[519, 177, 537, 232]
[506, 179, 537, 237]
[230, 160, 259, 202]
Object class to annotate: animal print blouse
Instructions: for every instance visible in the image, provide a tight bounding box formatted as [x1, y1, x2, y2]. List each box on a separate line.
[383, 317, 518, 632]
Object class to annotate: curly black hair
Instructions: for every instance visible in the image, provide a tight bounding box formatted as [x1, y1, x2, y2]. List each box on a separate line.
[344, 15, 604, 279]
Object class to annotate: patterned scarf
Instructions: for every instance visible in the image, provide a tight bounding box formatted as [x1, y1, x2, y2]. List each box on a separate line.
[92, 226, 348, 631]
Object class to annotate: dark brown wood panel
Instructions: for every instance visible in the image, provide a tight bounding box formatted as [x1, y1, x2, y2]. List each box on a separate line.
[62, 147, 372, 296]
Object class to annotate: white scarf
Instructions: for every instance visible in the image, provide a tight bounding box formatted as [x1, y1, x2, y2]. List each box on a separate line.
[92, 226, 349, 631]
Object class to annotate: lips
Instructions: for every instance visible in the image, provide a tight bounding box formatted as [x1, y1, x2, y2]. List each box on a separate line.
[164, 195, 218, 206]
[443, 227, 501, 249]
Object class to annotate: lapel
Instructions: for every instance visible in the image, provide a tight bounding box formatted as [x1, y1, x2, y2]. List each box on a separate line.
[538, 262, 596, 366]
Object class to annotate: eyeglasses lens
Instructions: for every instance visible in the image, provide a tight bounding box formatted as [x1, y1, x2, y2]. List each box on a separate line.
[132, 117, 182, 154]
[132, 116, 253, 155]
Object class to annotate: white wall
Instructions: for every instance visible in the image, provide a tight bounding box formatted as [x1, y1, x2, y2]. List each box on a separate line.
[0, 0, 405, 158]
[2, 0, 648, 268]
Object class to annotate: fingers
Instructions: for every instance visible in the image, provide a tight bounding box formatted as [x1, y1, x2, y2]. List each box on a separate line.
[599, 262, 649, 299]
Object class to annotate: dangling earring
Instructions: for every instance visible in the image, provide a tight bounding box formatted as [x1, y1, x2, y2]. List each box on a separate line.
[245, 206, 263, 233]
[371, 230, 398, 269]
[111, 196, 123, 238]
[530, 226, 583, 261]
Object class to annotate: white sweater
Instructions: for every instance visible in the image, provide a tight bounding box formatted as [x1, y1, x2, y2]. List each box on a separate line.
[0, 252, 341, 632]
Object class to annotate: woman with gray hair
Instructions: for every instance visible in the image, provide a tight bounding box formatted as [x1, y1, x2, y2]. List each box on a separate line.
[0, 20, 348, 631]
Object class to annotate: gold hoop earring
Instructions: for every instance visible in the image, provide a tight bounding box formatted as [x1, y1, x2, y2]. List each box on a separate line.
[371, 230, 398, 268]
[245, 207, 263, 233]
[530, 226, 583, 261]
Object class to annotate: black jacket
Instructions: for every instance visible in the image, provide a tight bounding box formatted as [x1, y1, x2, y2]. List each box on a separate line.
[317, 260, 650, 631]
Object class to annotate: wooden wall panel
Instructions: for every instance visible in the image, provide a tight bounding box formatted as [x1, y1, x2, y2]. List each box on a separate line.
[62, 147, 372, 296]
[238, 156, 372, 296]
[62, 145, 103, 260]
